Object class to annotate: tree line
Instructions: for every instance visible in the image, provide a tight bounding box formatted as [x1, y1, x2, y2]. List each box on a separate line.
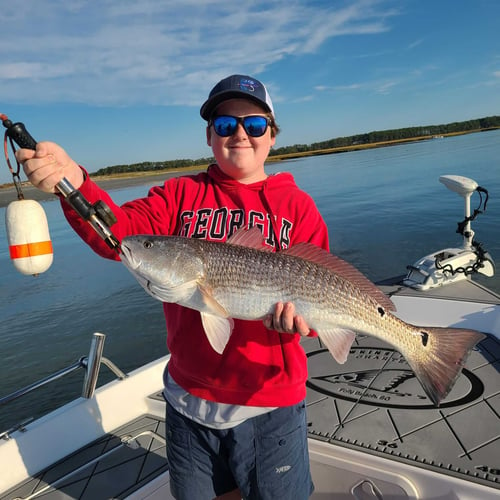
[92, 115, 500, 177]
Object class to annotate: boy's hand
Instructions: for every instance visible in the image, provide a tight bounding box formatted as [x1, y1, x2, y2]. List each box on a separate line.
[15, 141, 84, 194]
[263, 302, 311, 336]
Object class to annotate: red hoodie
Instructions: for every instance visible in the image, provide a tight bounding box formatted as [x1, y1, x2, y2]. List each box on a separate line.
[62, 164, 330, 406]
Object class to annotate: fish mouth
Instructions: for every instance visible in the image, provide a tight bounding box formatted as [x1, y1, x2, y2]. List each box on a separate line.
[120, 243, 141, 270]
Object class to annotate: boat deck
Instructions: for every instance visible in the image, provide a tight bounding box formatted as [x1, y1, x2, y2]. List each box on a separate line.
[1, 394, 169, 499]
[304, 333, 500, 492]
[305, 277, 500, 496]
[1, 278, 499, 499]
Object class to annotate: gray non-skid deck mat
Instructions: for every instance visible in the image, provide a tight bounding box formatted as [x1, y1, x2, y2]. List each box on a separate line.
[304, 332, 500, 491]
[1, 414, 168, 499]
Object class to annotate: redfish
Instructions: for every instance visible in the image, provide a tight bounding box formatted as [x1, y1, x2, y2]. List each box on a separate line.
[120, 227, 485, 406]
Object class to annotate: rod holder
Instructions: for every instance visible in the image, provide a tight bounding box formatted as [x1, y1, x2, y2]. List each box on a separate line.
[82, 333, 106, 399]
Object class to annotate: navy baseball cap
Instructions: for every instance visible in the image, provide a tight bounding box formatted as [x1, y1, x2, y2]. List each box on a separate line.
[200, 74, 274, 121]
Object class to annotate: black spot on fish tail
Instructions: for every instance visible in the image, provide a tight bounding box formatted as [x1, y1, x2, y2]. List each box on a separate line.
[406, 327, 486, 406]
[377, 307, 385, 317]
[420, 331, 429, 347]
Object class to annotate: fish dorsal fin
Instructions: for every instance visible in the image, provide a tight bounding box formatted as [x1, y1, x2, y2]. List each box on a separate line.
[227, 226, 273, 251]
[284, 243, 395, 312]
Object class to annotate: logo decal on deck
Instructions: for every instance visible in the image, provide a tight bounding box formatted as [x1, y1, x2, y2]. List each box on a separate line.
[306, 346, 484, 409]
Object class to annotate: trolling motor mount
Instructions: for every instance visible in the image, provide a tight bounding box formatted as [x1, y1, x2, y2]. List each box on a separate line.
[403, 175, 495, 291]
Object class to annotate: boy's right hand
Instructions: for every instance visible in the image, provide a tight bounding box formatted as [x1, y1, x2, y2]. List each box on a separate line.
[15, 141, 84, 194]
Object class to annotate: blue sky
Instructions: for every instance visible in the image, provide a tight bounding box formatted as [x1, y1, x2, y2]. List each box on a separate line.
[0, 0, 499, 184]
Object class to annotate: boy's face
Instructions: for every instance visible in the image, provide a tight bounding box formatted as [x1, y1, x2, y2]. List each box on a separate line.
[207, 98, 276, 184]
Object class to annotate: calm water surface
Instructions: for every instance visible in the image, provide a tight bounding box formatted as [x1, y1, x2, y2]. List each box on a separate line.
[1, 130, 499, 430]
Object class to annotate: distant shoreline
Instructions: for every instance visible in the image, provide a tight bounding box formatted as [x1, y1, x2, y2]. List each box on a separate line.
[0, 170, 189, 208]
[0, 128, 495, 208]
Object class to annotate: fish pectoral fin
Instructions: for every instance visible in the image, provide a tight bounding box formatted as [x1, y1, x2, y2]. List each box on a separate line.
[198, 284, 230, 317]
[148, 279, 198, 303]
[318, 328, 357, 364]
[201, 313, 234, 354]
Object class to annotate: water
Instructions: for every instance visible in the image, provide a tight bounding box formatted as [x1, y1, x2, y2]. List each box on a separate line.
[1, 130, 499, 431]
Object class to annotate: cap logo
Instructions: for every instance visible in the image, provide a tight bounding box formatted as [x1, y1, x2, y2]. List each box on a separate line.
[238, 78, 260, 93]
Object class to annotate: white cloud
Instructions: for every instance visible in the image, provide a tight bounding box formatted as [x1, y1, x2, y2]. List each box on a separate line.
[315, 80, 397, 94]
[375, 80, 399, 94]
[408, 38, 424, 50]
[0, 0, 398, 106]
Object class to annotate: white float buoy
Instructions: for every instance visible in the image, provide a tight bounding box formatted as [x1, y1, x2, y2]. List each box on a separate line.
[5, 199, 53, 275]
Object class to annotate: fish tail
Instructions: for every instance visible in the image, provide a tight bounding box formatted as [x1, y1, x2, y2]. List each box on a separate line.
[407, 327, 486, 406]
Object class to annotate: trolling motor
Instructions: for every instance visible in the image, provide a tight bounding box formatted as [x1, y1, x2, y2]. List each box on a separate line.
[403, 174, 495, 290]
[2, 114, 120, 275]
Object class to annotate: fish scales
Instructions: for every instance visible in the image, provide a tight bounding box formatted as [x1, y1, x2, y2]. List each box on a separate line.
[202, 241, 325, 318]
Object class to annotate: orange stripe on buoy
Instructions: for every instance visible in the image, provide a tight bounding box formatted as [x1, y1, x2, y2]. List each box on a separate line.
[9, 241, 53, 259]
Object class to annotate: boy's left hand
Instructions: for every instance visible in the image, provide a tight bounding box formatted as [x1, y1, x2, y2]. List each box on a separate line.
[263, 302, 310, 336]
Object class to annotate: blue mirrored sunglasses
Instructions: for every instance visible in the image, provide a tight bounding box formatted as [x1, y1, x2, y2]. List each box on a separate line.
[210, 115, 271, 137]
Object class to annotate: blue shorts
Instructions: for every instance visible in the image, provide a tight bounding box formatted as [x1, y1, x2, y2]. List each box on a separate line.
[165, 400, 314, 500]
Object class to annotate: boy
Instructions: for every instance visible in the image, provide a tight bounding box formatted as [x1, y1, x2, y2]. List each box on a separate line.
[17, 74, 329, 499]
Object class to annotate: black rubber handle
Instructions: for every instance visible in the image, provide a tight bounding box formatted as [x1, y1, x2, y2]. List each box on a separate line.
[5, 121, 38, 150]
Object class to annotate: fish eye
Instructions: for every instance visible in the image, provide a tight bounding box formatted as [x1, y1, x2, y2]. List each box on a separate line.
[143, 240, 154, 249]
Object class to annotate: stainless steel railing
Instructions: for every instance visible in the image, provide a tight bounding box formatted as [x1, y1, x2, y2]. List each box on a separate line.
[0, 332, 127, 407]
